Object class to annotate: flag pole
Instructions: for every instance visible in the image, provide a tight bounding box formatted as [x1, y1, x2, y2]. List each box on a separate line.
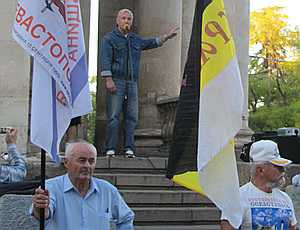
[40, 148, 46, 230]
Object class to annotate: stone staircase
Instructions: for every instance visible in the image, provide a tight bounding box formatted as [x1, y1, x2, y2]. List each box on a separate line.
[3, 127, 300, 229]
[15, 128, 221, 229]
[93, 156, 220, 230]
[0, 155, 220, 230]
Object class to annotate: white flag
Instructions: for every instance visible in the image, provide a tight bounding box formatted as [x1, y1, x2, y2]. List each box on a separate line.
[198, 0, 244, 227]
[12, 0, 92, 162]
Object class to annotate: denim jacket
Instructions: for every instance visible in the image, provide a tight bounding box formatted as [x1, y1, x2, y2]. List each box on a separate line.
[101, 28, 162, 81]
[0, 144, 26, 182]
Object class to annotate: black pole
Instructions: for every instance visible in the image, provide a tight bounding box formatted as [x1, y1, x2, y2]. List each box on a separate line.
[39, 148, 46, 230]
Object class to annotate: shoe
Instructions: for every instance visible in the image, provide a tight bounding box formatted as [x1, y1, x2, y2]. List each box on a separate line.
[125, 149, 135, 158]
[106, 150, 115, 157]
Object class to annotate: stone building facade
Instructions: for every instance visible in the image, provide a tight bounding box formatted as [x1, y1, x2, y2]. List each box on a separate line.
[0, 0, 250, 154]
[95, 0, 250, 153]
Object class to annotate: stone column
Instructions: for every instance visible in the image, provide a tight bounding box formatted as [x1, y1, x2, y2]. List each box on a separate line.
[81, 0, 91, 58]
[0, 1, 30, 154]
[158, 0, 251, 154]
[224, 0, 253, 155]
[94, 0, 251, 155]
[75, 0, 91, 140]
[58, 0, 91, 146]
[134, 0, 182, 129]
[181, 0, 196, 76]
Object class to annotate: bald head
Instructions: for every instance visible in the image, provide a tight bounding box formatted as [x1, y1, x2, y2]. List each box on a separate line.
[65, 140, 97, 159]
[64, 140, 97, 184]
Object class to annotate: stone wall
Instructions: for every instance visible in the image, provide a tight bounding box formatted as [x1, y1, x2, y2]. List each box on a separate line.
[224, 0, 250, 129]
[0, 1, 30, 154]
[94, 0, 250, 152]
[0, 195, 37, 229]
[135, 0, 182, 129]
[0, 0, 91, 155]
[286, 185, 300, 229]
[0, 193, 116, 230]
[0, 0, 250, 155]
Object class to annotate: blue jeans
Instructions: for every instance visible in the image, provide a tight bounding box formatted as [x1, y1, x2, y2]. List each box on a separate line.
[105, 79, 138, 152]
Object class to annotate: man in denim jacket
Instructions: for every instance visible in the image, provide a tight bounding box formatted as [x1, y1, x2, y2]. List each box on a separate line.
[101, 8, 179, 157]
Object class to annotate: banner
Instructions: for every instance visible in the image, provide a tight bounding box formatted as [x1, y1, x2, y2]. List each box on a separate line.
[167, 0, 244, 227]
[12, 0, 92, 162]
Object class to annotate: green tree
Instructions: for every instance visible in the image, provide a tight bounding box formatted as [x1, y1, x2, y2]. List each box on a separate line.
[249, 7, 300, 131]
[87, 76, 97, 143]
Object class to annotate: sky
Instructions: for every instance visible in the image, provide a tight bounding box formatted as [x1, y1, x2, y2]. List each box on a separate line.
[88, 0, 300, 78]
[250, 0, 300, 55]
[250, 0, 300, 27]
[88, 0, 98, 78]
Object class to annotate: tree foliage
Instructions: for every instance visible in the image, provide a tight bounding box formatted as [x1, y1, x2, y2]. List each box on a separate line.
[249, 7, 300, 132]
[87, 76, 97, 143]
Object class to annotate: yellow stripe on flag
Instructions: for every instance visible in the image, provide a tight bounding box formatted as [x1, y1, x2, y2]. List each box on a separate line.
[173, 172, 204, 194]
[172, 140, 238, 199]
[197, 0, 244, 228]
[200, 0, 236, 90]
[168, 0, 244, 227]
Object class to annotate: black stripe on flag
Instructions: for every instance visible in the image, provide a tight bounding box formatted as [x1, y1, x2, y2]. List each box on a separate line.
[167, 0, 212, 178]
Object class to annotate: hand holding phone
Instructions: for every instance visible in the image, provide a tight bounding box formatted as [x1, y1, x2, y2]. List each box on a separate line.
[0, 127, 11, 134]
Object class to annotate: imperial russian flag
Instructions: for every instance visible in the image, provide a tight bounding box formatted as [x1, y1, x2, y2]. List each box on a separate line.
[12, 0, 92, 162]
[167, 0, 244, 227]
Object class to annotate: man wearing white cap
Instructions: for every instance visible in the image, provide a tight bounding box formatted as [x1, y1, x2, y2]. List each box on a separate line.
[221, 140, 297, 230]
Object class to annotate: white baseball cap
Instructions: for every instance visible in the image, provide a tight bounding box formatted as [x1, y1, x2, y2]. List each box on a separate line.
[249, 140, 292, 166]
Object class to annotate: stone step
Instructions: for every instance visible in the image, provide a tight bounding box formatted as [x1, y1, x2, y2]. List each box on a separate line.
[26, 156, 169, 179]
[135, 138, 163, 147]
[94, 173, 177, 188]
[134, 129, 167, 157]
[0, 195, 220, 230]
[95, 168, 166, 174]
[133, 207, 220, 224]
[95, 156, 167, 170]
[97, 147, 166, 157]
[135, 146, 167, 157]
[27, 158, 300, 188]
[98, 147, 166, 157]
[120, 189, 212, 206]
[135, 128, 162, 139]
[134, 225, 220, 230]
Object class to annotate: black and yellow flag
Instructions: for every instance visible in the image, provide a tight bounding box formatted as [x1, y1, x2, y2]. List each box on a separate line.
[167, 0, 244, 227]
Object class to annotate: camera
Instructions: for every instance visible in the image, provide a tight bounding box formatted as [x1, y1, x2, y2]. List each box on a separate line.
[0, 127, 11, 134]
